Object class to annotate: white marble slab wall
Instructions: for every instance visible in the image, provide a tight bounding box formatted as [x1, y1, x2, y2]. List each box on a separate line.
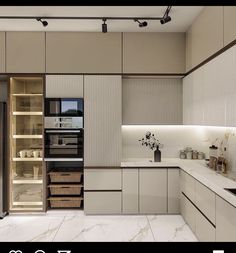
[122, 125, 236, 172]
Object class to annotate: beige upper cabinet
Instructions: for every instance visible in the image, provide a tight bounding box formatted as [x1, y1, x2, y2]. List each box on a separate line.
[84, 75, 122, 166]
[122, 77, 183, 125]
[0, 32, 5, 73]
[123, 32, 186, 74]
[186, 7, 224, 71]
[6, 32, 45, 73]
[223, 7, 236, 46]
[46, 32, 122, 73]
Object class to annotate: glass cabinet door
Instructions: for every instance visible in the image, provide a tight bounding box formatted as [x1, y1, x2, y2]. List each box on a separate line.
[9, 77, 44, 211]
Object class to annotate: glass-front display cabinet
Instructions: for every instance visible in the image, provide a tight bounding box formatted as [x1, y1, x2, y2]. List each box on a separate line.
[9, 76, 44, 211]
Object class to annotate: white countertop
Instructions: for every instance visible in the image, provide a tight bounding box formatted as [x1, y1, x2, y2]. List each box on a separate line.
[121, 158, 236, 208]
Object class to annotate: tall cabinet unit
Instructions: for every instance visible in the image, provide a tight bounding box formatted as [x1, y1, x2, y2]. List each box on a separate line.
[9, 76, 45, 211]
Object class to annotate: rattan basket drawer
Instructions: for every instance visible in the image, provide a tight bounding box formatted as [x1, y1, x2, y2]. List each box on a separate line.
[49, 184, 82, 195]
[48, 197, 83, 208]
[49, 172, 82, 183]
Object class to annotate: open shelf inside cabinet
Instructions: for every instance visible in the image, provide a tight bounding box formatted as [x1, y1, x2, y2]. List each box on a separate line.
[9, 76, 45, 212]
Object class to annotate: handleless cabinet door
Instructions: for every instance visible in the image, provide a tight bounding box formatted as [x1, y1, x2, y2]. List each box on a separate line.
[122, 169, 139, 214]
[168, 169, 180, 214]
[180, 170, 195, 204]
[0, 32, 5, 73]
[195, 209, 215, 241]
[84, 75, 122, 166]
[6, 32, 45, 73]
[195, 180, 216, 225]
[46, 32, 122, 73]
[216, 196, 236, 241]
[46, 75, 83, 98]
[139, 169, 167, 214]
[180, 193, 196, 233]
[123, 32, 185, 73]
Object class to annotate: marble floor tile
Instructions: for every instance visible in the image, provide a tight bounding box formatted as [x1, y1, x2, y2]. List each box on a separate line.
[0, 215, 65, 242]
[147, 215, 198, 242]
[53, 214, 154, 242]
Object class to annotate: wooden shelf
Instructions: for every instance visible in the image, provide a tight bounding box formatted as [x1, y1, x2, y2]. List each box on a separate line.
[12, 111, 43, 116]
[13, 135, 43, 139]
[13, 179, 43, 184]
[13, 157, 43, 162]
[12, 93, 43, 96]
[11, 207, 43, 211]
[13, 201, 43, 206]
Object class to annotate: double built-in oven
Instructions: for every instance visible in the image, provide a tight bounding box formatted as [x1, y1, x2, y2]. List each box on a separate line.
[44, 98, 83, 159]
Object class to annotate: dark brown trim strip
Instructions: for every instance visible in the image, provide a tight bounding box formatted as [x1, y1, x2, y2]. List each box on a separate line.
[185, 38, 236, 77]
[182, 192, 216, 228]
[84, 190, 122, 192]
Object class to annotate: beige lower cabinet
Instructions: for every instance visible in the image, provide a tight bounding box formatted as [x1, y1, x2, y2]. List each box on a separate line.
[216, 196, 236, 241]
[122, 169, 139, 214]
[139, 169, 167, 214]
[180, 193, 196, 233]
[195, 180, 216, 224]
[168, 169, 180, 214]
[195, 209, 216, 241]
[84, 169, 122, 190]
[84, 191, 122, 214]
[180, 170, 196, 203]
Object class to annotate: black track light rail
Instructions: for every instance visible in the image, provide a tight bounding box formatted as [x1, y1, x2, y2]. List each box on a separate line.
[0, 6, 171, 22]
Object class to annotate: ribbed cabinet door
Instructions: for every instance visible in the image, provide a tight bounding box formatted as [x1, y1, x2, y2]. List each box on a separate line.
[84, 75, 122, 166]
[0, 32, 5, 73]
[46, 75, 83, 97]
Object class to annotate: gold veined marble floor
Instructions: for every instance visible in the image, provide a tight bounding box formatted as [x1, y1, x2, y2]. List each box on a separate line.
[0, 211, 198, 242]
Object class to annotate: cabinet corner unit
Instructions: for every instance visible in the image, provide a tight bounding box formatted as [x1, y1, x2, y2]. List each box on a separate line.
[8, 75, 45, 212]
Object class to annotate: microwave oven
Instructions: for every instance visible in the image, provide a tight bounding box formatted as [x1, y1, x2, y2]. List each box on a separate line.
[45, 98, 83, 117]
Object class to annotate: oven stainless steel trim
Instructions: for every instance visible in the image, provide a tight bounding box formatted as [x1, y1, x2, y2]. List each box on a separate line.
[44, 158, 83, 161]
[45, 130, 81, 133]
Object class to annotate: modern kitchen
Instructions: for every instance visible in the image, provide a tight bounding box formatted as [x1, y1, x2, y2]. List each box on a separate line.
[0, 5, 236, 243]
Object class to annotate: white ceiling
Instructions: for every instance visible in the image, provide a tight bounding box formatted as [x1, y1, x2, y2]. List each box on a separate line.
[0, 6, 204, 32]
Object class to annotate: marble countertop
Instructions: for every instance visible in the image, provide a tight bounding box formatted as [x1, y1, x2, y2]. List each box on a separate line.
[121, 158, 236, 208]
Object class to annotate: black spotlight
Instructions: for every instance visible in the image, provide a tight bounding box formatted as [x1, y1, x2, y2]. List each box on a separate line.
[134, 19, 148, 28]
[102, 19, 107, 33]
[160, 16, 171, 25]
[36, 18, 48, 27]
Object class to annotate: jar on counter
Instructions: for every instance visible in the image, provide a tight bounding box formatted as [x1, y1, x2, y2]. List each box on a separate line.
[198, 152, 205, 160]
[192, 150, 198, 159]
[186, 150, 193, 159]
[180, 150, 186, 159]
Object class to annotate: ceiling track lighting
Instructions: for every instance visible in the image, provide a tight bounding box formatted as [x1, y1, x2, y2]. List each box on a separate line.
[134, 18, 148, 28]
[160, 6, 172, 25]
[0, 6, 172, 31]
[102, 18, 107, 33]
[36, 17, 48, 27]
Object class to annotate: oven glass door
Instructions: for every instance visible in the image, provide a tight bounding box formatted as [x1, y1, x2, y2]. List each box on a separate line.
[45, 98, 83, 117]
[44, 129, 83, 158]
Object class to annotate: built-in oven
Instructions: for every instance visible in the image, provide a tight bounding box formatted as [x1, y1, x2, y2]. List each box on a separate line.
[44, 129, 83, 159]
[45, 98, 83, 117]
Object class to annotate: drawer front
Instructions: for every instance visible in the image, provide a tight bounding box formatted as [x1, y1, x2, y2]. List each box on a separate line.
[180, 193, 196, 233]
[49, 185, 82, 195]
[84, 191, 122, 214]
[49, 172, 82, 183]
[195, 180, 216, 224]
[180, 170, 195, 203]
[48, 197, 82, 208]
[195, 209, 215, 242]
[84, 169, 121, 190]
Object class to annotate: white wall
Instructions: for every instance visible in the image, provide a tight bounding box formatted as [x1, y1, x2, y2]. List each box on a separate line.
[122, 125, 236, 172]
